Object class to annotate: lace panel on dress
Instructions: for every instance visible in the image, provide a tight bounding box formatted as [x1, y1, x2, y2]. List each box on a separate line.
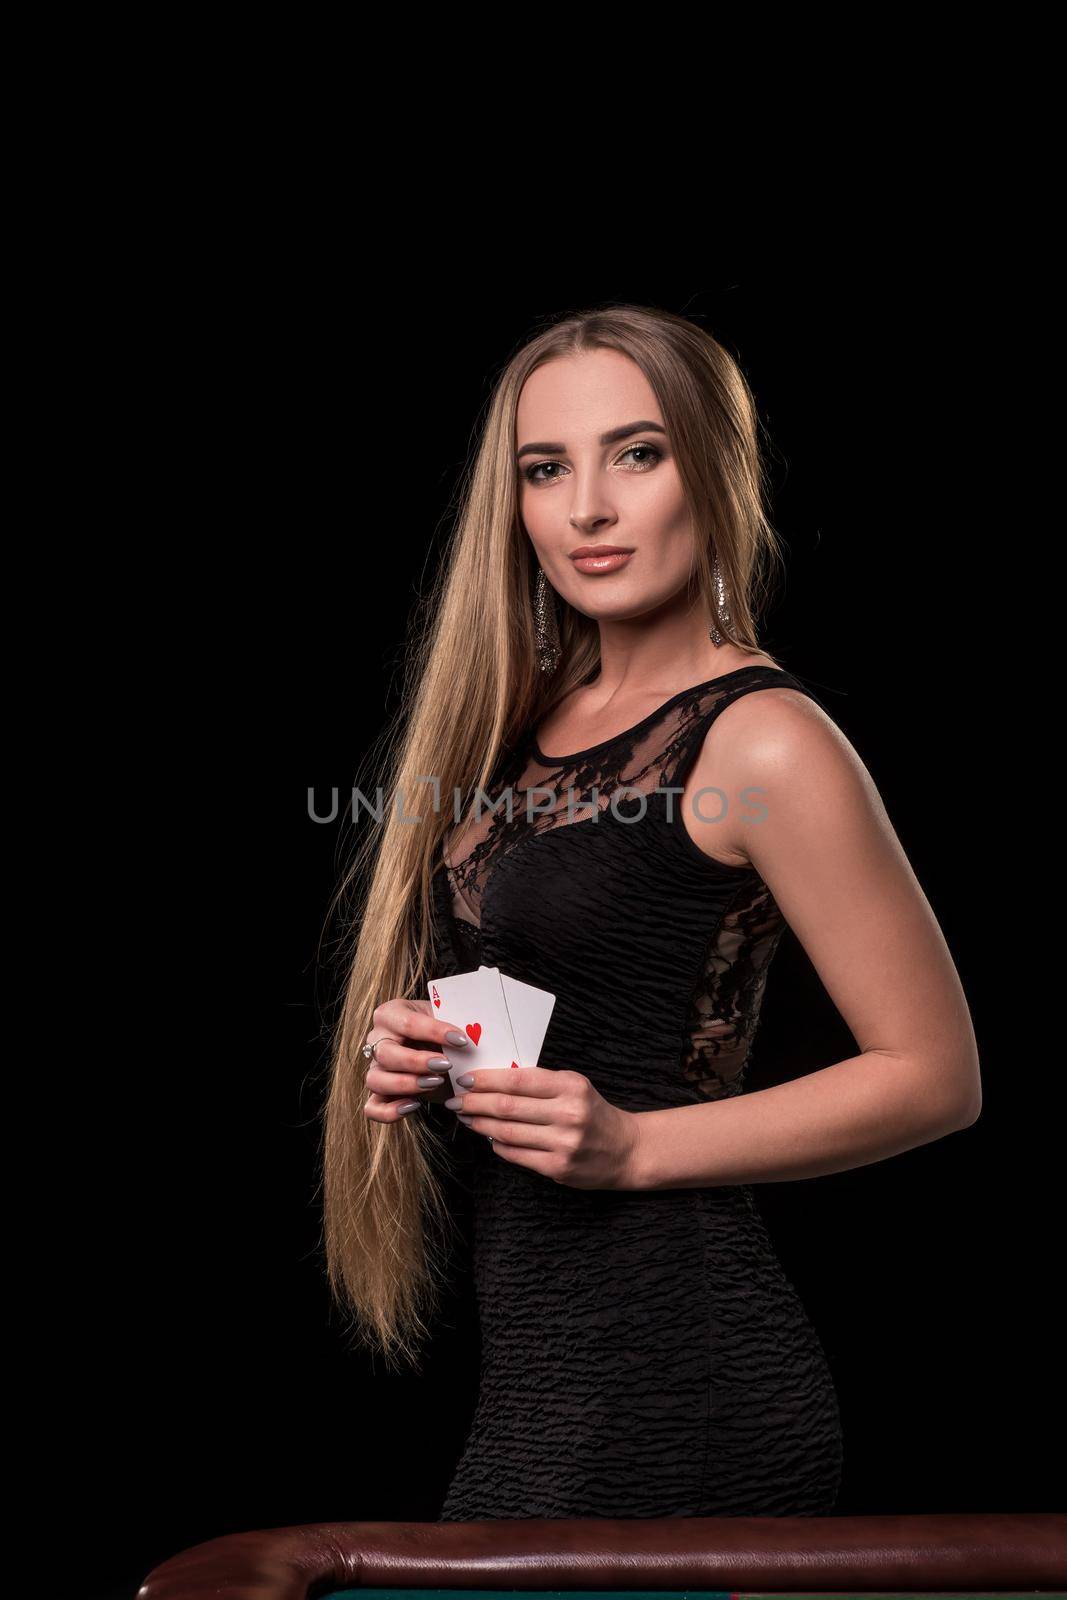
[680, 875, 788, 1100]
[442, 683, 745, 929]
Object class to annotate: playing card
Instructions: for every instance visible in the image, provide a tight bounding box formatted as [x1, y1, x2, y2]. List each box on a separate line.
[426, 967, 522, 1093]
[479, 964, 556, 1071]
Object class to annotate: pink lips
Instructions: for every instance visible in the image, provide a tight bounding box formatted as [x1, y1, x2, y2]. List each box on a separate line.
[569, 549, 635, 574]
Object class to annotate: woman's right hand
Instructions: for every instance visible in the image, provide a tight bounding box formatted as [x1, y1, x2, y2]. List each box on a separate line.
[362, 997, 470, 1123]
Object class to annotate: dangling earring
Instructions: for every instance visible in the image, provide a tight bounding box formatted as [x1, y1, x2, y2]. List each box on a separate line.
[534, 564, 562, 674]
[709, 556, 732, 647]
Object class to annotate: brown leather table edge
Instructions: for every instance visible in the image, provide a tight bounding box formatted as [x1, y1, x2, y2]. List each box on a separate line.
[136, 1512, 1067, 1600]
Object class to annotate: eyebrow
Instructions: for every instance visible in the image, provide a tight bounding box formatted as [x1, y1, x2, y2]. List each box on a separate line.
[515, 419, 668, 461]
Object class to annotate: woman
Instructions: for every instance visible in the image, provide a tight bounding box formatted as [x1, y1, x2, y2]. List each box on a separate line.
[322, 303, 981, 1519]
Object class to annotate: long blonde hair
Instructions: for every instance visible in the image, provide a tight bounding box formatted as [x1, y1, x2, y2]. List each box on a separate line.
[319, 302, 787, 1370]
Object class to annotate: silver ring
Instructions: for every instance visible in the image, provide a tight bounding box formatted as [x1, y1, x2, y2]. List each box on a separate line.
[361, 1036, 385, 1064]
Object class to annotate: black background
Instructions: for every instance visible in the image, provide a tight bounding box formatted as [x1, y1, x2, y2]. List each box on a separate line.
[74, 276, 1059, 1598]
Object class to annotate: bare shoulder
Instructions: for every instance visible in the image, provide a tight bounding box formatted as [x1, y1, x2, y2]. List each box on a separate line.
[710, 677, 851, 768]
[685, 679, 876, 871]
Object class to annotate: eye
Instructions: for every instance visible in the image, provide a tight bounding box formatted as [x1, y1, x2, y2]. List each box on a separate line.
[522, 443, 664, 485]
[524, 460, 566, 484]
[619, 444, 662, 470]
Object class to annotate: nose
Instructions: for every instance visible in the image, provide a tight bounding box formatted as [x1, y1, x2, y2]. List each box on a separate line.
[569, 507, 618, 534]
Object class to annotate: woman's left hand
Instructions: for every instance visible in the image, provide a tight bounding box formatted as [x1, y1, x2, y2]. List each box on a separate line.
[447, 1067, 641, 1190]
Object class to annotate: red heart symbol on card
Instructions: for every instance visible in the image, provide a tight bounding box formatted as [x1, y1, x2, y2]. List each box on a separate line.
[466, 1022, 482, 1045]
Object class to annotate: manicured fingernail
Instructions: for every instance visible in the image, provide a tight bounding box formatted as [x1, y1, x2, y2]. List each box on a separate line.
[427, 1057, 451, 1069]
[444, 1096, 465, 1111]
[457, 1113, 475, 1125]
[456, 1073, 475, 1088]
[445, 1030, 470, 1047]
[417, 1075, 445, 1087]
[396, 1102, 421, 1115]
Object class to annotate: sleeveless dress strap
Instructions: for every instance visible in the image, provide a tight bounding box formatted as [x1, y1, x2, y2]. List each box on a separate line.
[661, 666, 829, 794]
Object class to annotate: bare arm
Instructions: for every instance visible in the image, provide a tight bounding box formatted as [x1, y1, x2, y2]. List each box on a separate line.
[630, 688, 982, 1191]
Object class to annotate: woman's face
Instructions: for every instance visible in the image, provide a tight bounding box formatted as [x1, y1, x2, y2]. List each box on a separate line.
[516, 348, 697, 622]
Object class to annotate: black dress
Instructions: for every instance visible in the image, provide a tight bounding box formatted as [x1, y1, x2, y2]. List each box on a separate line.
[426, 664, 844, 1519]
